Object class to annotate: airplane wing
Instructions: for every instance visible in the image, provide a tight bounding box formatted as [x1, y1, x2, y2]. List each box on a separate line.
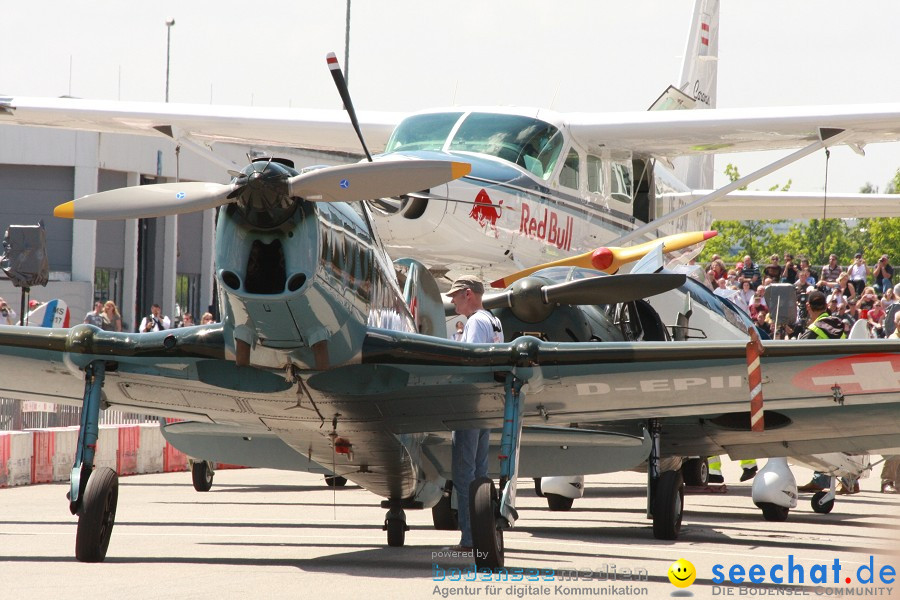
[0, 96, 405, 155]
[702, 190, 900, 220]
[3, 324, 899, 494]
[565, 103, 900, 157]
[5, 96, 900, 159]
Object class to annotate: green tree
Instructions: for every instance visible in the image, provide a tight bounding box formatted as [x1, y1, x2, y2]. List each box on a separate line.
[698, 164, 787, 265]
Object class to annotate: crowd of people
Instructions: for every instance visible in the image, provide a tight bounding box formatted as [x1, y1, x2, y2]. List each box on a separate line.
[705, 252, 900, 339]
[84, 301, 215, 332]
[705, 251, 900, 494]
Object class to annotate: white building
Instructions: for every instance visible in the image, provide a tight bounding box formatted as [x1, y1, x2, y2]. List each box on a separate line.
[0, 125, 347, 329]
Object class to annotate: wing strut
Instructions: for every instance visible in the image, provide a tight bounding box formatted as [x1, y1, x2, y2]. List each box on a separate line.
[610, 128, 854, 246]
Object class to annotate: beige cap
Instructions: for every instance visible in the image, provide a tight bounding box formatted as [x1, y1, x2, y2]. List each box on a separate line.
[445, 276, 484, 296]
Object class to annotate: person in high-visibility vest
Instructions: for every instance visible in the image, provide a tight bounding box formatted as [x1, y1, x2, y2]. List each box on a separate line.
[708, 456, 757, 484]
[795, 291, 854, 493]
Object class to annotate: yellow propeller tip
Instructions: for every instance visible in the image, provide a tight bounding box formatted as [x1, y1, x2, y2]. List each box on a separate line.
[54, 201, 75, 219]
[451, 162, 472, 180]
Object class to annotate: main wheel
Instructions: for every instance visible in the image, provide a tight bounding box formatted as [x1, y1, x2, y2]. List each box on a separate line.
[385, 516, 406, 547]
[470, 477, 504, 569]
[324, 475, 347, 487]
[191, 460, 214, 492]
[533, 478, 543, 497]
[811, 492, 834, 514]
[432, 491, 458, 530]
[652, 469, 684, 540]
[75, 467, 119, 562]
[682, 457, 709, 487]
[545, 493, 574, 511]
[758, 502, 790, 522]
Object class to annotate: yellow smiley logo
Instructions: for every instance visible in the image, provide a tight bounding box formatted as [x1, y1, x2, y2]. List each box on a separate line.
[668, 558, 697, 588]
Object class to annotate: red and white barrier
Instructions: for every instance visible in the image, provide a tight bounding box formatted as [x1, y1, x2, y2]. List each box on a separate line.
[137, 423, 165, 474]
[0, 431, 34, 487]
[0, 422, 235, 487]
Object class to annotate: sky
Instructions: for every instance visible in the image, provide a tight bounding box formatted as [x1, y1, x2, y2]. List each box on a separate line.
[4, 1, 900, 194]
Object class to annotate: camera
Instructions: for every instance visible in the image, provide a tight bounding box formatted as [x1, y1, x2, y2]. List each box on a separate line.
[797, 293, 809, 327]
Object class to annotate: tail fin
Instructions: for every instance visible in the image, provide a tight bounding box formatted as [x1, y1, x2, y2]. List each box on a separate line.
[674, 0, 719, 189]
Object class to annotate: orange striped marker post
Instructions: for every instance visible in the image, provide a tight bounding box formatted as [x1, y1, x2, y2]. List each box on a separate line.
[746, 327, 765, 432]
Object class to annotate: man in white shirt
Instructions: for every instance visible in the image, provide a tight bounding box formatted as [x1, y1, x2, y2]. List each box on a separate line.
[139, 303, 171, 332]
[445, 276, 503, 551]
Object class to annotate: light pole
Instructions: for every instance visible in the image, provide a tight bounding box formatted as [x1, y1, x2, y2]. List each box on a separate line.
[165, 18, 175, 102]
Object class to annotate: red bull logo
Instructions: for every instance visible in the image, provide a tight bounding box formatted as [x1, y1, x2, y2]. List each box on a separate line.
[468, 189, 502, 235]
[519, 201, 573, 251]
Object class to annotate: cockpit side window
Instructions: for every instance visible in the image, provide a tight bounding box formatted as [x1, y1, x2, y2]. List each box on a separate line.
[448, 113, 564, 180]
[385, 112, 463, 152]
[610, 162, 633, 204]
[586, 155, 603, 194]
[559, 148, 580, 190]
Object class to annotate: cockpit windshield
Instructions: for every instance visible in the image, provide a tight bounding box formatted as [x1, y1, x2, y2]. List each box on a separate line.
[385, 112, 565, 181]
[449, 113, 564, 180]
[385, 112, 463, 152]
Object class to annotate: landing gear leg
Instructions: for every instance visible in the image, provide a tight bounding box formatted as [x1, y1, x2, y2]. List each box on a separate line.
[70, 361, 119, 562]
[811, 475, 837, 514]
[383, 500, 408, 547]
[471, 374, 524, 569]
[647, 418, 684, 540]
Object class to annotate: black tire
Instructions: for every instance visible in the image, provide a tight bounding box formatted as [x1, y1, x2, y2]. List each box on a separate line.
[432, 491, 459, 530]
[533, 478, 543, 497]
[545, 493, 574, 511]
[324, 475, 348, 487]
[758, 502, 790, 522]
[386, 518, 406, 547]
[811, 492, 834, 514]
[192, 460, 214, 492]
[652, 470, 684, 540]
[682, 458, 709, 487]
[75, 467, 119, 562]
[470, 477, 504, 569]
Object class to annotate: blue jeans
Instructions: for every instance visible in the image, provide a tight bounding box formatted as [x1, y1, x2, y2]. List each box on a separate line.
[452, 429, 490, 547]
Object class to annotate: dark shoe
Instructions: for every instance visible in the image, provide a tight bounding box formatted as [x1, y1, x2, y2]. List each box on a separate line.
[798, 481, 824, 493]
[740, 466, 758, 482]
[709, 474, 724, 484]
[882, 481, 898, 494]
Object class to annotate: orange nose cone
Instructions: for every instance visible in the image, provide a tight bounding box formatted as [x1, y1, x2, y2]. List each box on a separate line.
[704, 230, 718, 240]
[591, 247, 614, 271]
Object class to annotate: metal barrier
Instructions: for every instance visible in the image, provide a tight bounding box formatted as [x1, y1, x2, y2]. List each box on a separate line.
[0, 398, 156, 431]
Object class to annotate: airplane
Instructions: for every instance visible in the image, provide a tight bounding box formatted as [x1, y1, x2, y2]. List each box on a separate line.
[2, 154, 900, 569]
[6, 1, 900, 290]
[4, 2, 900, 570]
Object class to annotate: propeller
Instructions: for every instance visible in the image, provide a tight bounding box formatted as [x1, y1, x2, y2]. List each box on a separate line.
[326, 52, 372, 162]
[489, 230, 717, 288]
[476, 272, 687, 323]
[54, 159, 471, 221]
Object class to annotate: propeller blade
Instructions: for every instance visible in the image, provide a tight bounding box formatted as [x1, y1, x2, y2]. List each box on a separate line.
[542, 273, 686, 306]
[326, 52, 373, 162]
[54, 182, 235, 220]
[288, 160, 470, 203]
[490, 230, 717, 288]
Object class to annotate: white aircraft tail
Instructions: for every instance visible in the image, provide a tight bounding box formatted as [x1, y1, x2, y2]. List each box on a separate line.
[673, 0, 720, 189]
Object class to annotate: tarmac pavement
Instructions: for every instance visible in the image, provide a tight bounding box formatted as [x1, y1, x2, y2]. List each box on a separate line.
[0, 460, 897, 599]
